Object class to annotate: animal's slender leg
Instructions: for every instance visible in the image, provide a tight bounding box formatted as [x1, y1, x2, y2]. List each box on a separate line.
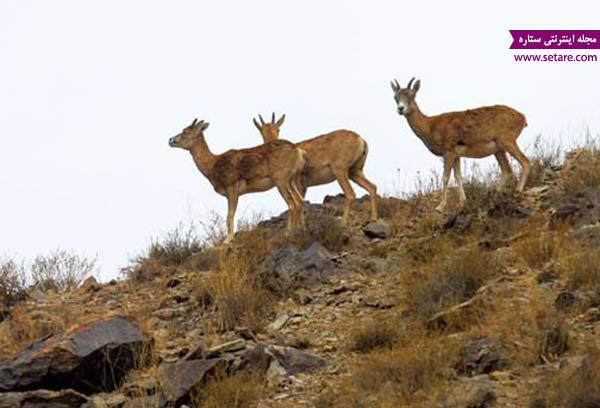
[350, 170, 378, 221]
[436, 155, 455, 213]
[333, 169, 356, 223]
[290, 174, 305, 227]
[276, 183, 298, 231]
[494, 151, 514, 189]
[224, 184, 239, 244]
[503, 143, 531, 192]
[453, 158, 467, 204]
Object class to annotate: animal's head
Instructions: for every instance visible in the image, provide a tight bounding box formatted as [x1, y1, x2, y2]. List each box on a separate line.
[391, 77, 421, 116]
[169, 118, 210, 150]
[253, 112, 285, 143]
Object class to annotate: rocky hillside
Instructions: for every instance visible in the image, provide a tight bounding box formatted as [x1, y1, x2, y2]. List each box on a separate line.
[1, 144, 600, 407]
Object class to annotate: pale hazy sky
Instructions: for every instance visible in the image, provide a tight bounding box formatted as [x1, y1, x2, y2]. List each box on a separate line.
[1, 1, 599, 280]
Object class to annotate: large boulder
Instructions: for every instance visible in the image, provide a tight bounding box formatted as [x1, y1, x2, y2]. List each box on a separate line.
[0, 389, 89, 408]
[259, 242, 335, 296]
[0, 316, 148, 394]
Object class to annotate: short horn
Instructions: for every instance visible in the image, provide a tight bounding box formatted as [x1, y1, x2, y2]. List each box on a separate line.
[407, 77, 415, 89]
[259, 114, 265, 125]
[253, 117, 262, 131]
[191, 118, 198, 126]
[394, 79, 400, 89]
[271, 112, 275, 124]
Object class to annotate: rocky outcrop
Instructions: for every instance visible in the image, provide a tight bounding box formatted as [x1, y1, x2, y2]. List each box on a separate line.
[259, 242, 336, 296]
[0, 316, 148, 395]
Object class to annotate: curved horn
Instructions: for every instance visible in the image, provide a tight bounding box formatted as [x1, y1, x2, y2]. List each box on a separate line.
[394, 79, 400, 89]
[407, 77, 415, 89]
[259, 114, 265, 125]
[191, 118, 198, 126]
[271, 112, 276, 124]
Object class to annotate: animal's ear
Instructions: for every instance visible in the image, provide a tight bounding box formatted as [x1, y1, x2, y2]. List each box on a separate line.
[390, 79, 400, 92]
[412, 79, 421, 93]
[253, 117, 262, 132]
[276, 114, 286, 127]
[200, 121, 210, 131]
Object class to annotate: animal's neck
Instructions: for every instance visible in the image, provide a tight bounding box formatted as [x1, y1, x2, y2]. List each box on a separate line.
[405, 102, 432, 141]
[190, 137, 217, 178]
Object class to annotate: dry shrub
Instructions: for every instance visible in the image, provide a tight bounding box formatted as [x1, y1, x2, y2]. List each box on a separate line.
[29, 250, 96, 292]
[405, 248, 501, 322]
[554, 141, 600, 202]
[339, 337, 456, 407]
[514, 232, 562, 270]
[198, 372, 264, 408]
[527, 135, 562, 188]
[535, 310, 569, 363]
[531, 348, 600, 408]
[563, 246, 600, 292]
[401, 233, 455, 266]
[145, 223, 203, 266]
[0, 258, 27, 313]
[350, 318, 398, 353]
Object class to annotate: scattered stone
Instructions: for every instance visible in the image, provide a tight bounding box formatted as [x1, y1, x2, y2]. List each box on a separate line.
[158, 359, 225, 405]
[0, 389, 89, 408]
[0, 316, 148, 394]
[205, 339, 247, 358]
[267, 345, 327, 375]
[269, 314, 290, 330]
[536, 267, 559, 284]
[165, 277, 182, 288]
[362, 219, 391, 239]
[436, 377, 496, 408]
[456, 337, 508, 376]
[444, 212, 473, 231]
[79, 276, 100, 293]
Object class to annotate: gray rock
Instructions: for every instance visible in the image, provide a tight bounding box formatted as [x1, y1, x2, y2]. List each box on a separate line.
[456, 337, 508, 376]
[259, 243, 335, 296]
[362, 220, 391, 239]
[267, 345, 327, 375]
[0, 389, 89, 408]
[157, 359, 225, 405]
[0, 316, 148, 394]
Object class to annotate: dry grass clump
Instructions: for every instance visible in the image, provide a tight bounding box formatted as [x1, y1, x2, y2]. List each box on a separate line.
[527, 135, 562, 188]
[285, 210, 349, 252]
[196, 227, 274, 332]
[535, 310, 569, 363]
[531, 348, 600, 408]
[553, 140, 600, 202]
[338, 337, 456, 407]
[350, 318, 398, 353]
[562, 246, 600, 292]
[514, 232, 562, 270]
[197, 372, 264, 408]
[404, 248, 501, 322]
[401, 233, 455, 266]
